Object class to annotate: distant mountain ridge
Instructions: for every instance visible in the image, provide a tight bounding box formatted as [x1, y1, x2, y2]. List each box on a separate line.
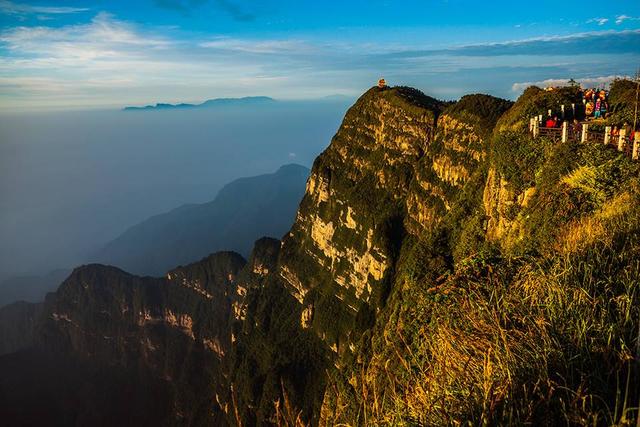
[91, 164, 309, 276]
[0, 165, 308, 308]
[123, 96, 276, 111]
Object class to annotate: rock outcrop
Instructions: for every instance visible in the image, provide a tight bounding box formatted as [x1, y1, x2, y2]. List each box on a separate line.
[277, 87, 444, 355]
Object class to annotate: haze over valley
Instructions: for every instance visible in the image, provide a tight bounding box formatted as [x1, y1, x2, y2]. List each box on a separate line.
[0, 99, 350, 290]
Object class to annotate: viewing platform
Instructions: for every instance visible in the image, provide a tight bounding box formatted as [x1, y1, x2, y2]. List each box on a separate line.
[529, 116, 640, 161]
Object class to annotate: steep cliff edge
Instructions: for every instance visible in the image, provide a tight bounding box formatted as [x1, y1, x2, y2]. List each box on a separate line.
[228, 87, 517, 424]
[278, 87, 443, 350]
[217, 87, 450, 424]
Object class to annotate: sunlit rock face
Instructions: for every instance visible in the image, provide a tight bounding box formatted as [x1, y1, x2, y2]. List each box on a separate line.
[483, 167, 519, 242]
[275, 87, 444, 354]
[405, 112, 489, 235]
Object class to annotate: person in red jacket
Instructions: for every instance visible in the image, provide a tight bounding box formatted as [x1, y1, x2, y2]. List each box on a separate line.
[546, 116, 558, 128]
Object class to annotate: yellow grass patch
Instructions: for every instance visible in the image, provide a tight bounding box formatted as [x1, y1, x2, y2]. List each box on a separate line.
[555, 191, 635, 255]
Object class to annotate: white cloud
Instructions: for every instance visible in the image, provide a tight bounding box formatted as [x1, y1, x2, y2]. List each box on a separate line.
[199, 38, 313, 54]
[587, 17, 609, 26]
[615, 15, 640, 25]
[1, 12, 172, 54]
[444, 28, 640, 50]
[585, 14, 640, 26]
[0, 0, 88, 15]
[511, 75, 629, 93]
[0, 11, 176, 77]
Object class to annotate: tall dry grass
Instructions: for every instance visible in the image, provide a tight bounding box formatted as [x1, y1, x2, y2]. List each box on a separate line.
[322, 194, 640, 426]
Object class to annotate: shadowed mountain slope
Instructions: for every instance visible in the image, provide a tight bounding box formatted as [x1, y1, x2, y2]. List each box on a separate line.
[93, 164, 309, 276]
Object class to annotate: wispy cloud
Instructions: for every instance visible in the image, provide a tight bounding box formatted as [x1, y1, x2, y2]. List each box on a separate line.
[0, 0, 88, 16]
[615, 15, 640, 25]
[587, 17, 609, 26]
[199, 37, 312, 54]
[1, 12, 173, 57]
[381, 30, 640, 58]
[584, 14, 640, 26]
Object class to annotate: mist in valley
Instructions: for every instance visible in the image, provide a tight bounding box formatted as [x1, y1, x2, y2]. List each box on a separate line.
[0, 99, 351, 302]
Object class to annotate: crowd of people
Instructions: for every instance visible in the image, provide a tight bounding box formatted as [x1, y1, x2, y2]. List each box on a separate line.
[536, 85, 639, 152]
[583, 87, 609, 119]
[542, 86, 611, 129]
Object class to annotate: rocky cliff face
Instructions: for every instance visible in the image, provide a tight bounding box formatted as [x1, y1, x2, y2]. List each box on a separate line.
[278, 87, 444, 354]
[16, 237, 285, 425]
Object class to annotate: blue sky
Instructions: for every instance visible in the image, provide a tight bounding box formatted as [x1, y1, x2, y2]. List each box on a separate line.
[1, 0, 639, 110]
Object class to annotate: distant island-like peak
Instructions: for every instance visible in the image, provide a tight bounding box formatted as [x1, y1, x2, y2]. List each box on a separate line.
[123, 96, 276, 111]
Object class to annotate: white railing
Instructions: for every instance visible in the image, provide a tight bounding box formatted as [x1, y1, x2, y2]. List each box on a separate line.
[530, 116, 639, 161]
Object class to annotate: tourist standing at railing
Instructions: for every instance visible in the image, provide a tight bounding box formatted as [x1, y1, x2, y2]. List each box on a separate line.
[584, 88, 594, 102]
[546, 116, 558, 128]
[582, 87, 609, 120]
